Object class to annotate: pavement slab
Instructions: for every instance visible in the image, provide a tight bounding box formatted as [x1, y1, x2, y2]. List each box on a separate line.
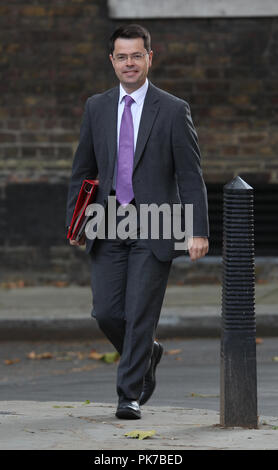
[0, 401, 278, 450]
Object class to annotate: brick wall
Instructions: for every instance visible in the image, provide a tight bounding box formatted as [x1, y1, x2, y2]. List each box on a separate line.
[0, 0, 112, 182]
[1, 3, 278, 184]
[1, 1, 277, 281]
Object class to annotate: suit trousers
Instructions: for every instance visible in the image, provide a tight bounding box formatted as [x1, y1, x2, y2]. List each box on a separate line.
[89, 198, 172, 401]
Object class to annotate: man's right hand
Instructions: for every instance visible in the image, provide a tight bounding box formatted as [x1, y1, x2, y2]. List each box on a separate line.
[69, 233, 86, 246]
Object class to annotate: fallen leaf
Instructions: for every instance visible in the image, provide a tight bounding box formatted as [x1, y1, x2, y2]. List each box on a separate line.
[74, 351, 87, 360]
[88, 349, 104, 360]
[88, 350, 119, 363]
[256, 338, 263, 344]
[124, 430, 156, 440]
[52, 281, 69, 287]
[27, 351, 53, 360]
[165, 349, 182, 355]
[4, 358, 21, 365]
[55, 350, 86, 361]
[1, 280, 25, 289]
[101, 352, 120, 363]
[55, 355, 73, 362]
[272, 357, 278, 362]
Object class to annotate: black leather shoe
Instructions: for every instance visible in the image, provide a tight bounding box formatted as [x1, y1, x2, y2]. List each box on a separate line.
[115, 399, 141, 419]
[139, 341, 163, 406]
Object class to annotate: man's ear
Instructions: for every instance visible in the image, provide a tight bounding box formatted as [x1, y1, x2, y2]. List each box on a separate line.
[109, 54, 114, 67]
[148, 50, 153, 67]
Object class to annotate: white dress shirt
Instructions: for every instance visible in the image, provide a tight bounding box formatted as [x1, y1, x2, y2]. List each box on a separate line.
[112, 79, 149, 191]
[117, 78, 149, 151]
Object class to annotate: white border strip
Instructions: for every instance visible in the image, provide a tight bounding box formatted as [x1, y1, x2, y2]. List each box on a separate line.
[108, 0, 278, 19]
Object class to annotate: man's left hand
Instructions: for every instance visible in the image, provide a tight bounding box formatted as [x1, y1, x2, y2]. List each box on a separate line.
[69, 233, 86, 246]
[188, 237, 209, 261]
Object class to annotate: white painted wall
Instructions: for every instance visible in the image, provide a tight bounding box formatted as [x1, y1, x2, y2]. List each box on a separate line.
[108, 0, 278, 19]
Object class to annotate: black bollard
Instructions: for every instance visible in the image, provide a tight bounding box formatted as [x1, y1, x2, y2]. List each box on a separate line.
[220, 176, 258, 428]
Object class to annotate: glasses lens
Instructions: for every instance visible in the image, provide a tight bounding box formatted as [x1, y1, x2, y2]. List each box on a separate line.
[114, 53, 146, 62]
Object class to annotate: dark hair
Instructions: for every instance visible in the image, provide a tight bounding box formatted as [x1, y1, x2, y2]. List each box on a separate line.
[109, 24, 151, 55]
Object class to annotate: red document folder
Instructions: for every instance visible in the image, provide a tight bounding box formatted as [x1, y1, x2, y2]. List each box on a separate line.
[67, 179, 98, 241]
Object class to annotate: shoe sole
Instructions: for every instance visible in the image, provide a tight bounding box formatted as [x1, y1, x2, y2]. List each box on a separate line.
[155, 343, 163, 369]
[139, 343, 164, 406]
[115, 408, 141, 419]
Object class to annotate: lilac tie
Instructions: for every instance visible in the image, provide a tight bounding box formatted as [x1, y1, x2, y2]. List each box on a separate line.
[116, 95, 135, 206]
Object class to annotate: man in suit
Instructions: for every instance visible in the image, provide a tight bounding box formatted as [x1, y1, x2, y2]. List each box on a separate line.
[66, 24, 209, 419]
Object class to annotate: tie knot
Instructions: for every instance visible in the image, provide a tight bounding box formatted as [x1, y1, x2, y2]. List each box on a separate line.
[124, 95, 134, 107]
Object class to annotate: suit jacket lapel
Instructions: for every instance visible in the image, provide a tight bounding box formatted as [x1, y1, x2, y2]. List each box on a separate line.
[105, 86, 119, 175]
[133, 82, 160, 173]
[104, 82, 160, 176]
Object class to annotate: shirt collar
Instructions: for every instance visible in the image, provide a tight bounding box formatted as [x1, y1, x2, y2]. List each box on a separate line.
[119, 78, 149, 105]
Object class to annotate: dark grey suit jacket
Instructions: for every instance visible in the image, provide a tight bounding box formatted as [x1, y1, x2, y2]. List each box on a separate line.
[66, 81, 209, 261]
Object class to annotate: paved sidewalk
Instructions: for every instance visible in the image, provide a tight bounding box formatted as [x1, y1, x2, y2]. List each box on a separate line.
[0, 281, 277, 340]
[1, 273, 277, 450]
[0, 400, 277, 450]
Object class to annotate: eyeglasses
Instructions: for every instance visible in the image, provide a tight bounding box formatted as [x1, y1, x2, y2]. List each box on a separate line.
[113, 52, 149, 63]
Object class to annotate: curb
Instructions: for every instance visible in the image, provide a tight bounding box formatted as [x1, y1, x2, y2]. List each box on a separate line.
[1, 314, 278, 341]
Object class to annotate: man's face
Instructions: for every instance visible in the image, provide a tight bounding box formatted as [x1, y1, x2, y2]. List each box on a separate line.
[109, 37, 153, 92]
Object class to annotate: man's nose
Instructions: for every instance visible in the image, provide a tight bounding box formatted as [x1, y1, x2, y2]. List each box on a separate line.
[126, 56, 135, 66]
